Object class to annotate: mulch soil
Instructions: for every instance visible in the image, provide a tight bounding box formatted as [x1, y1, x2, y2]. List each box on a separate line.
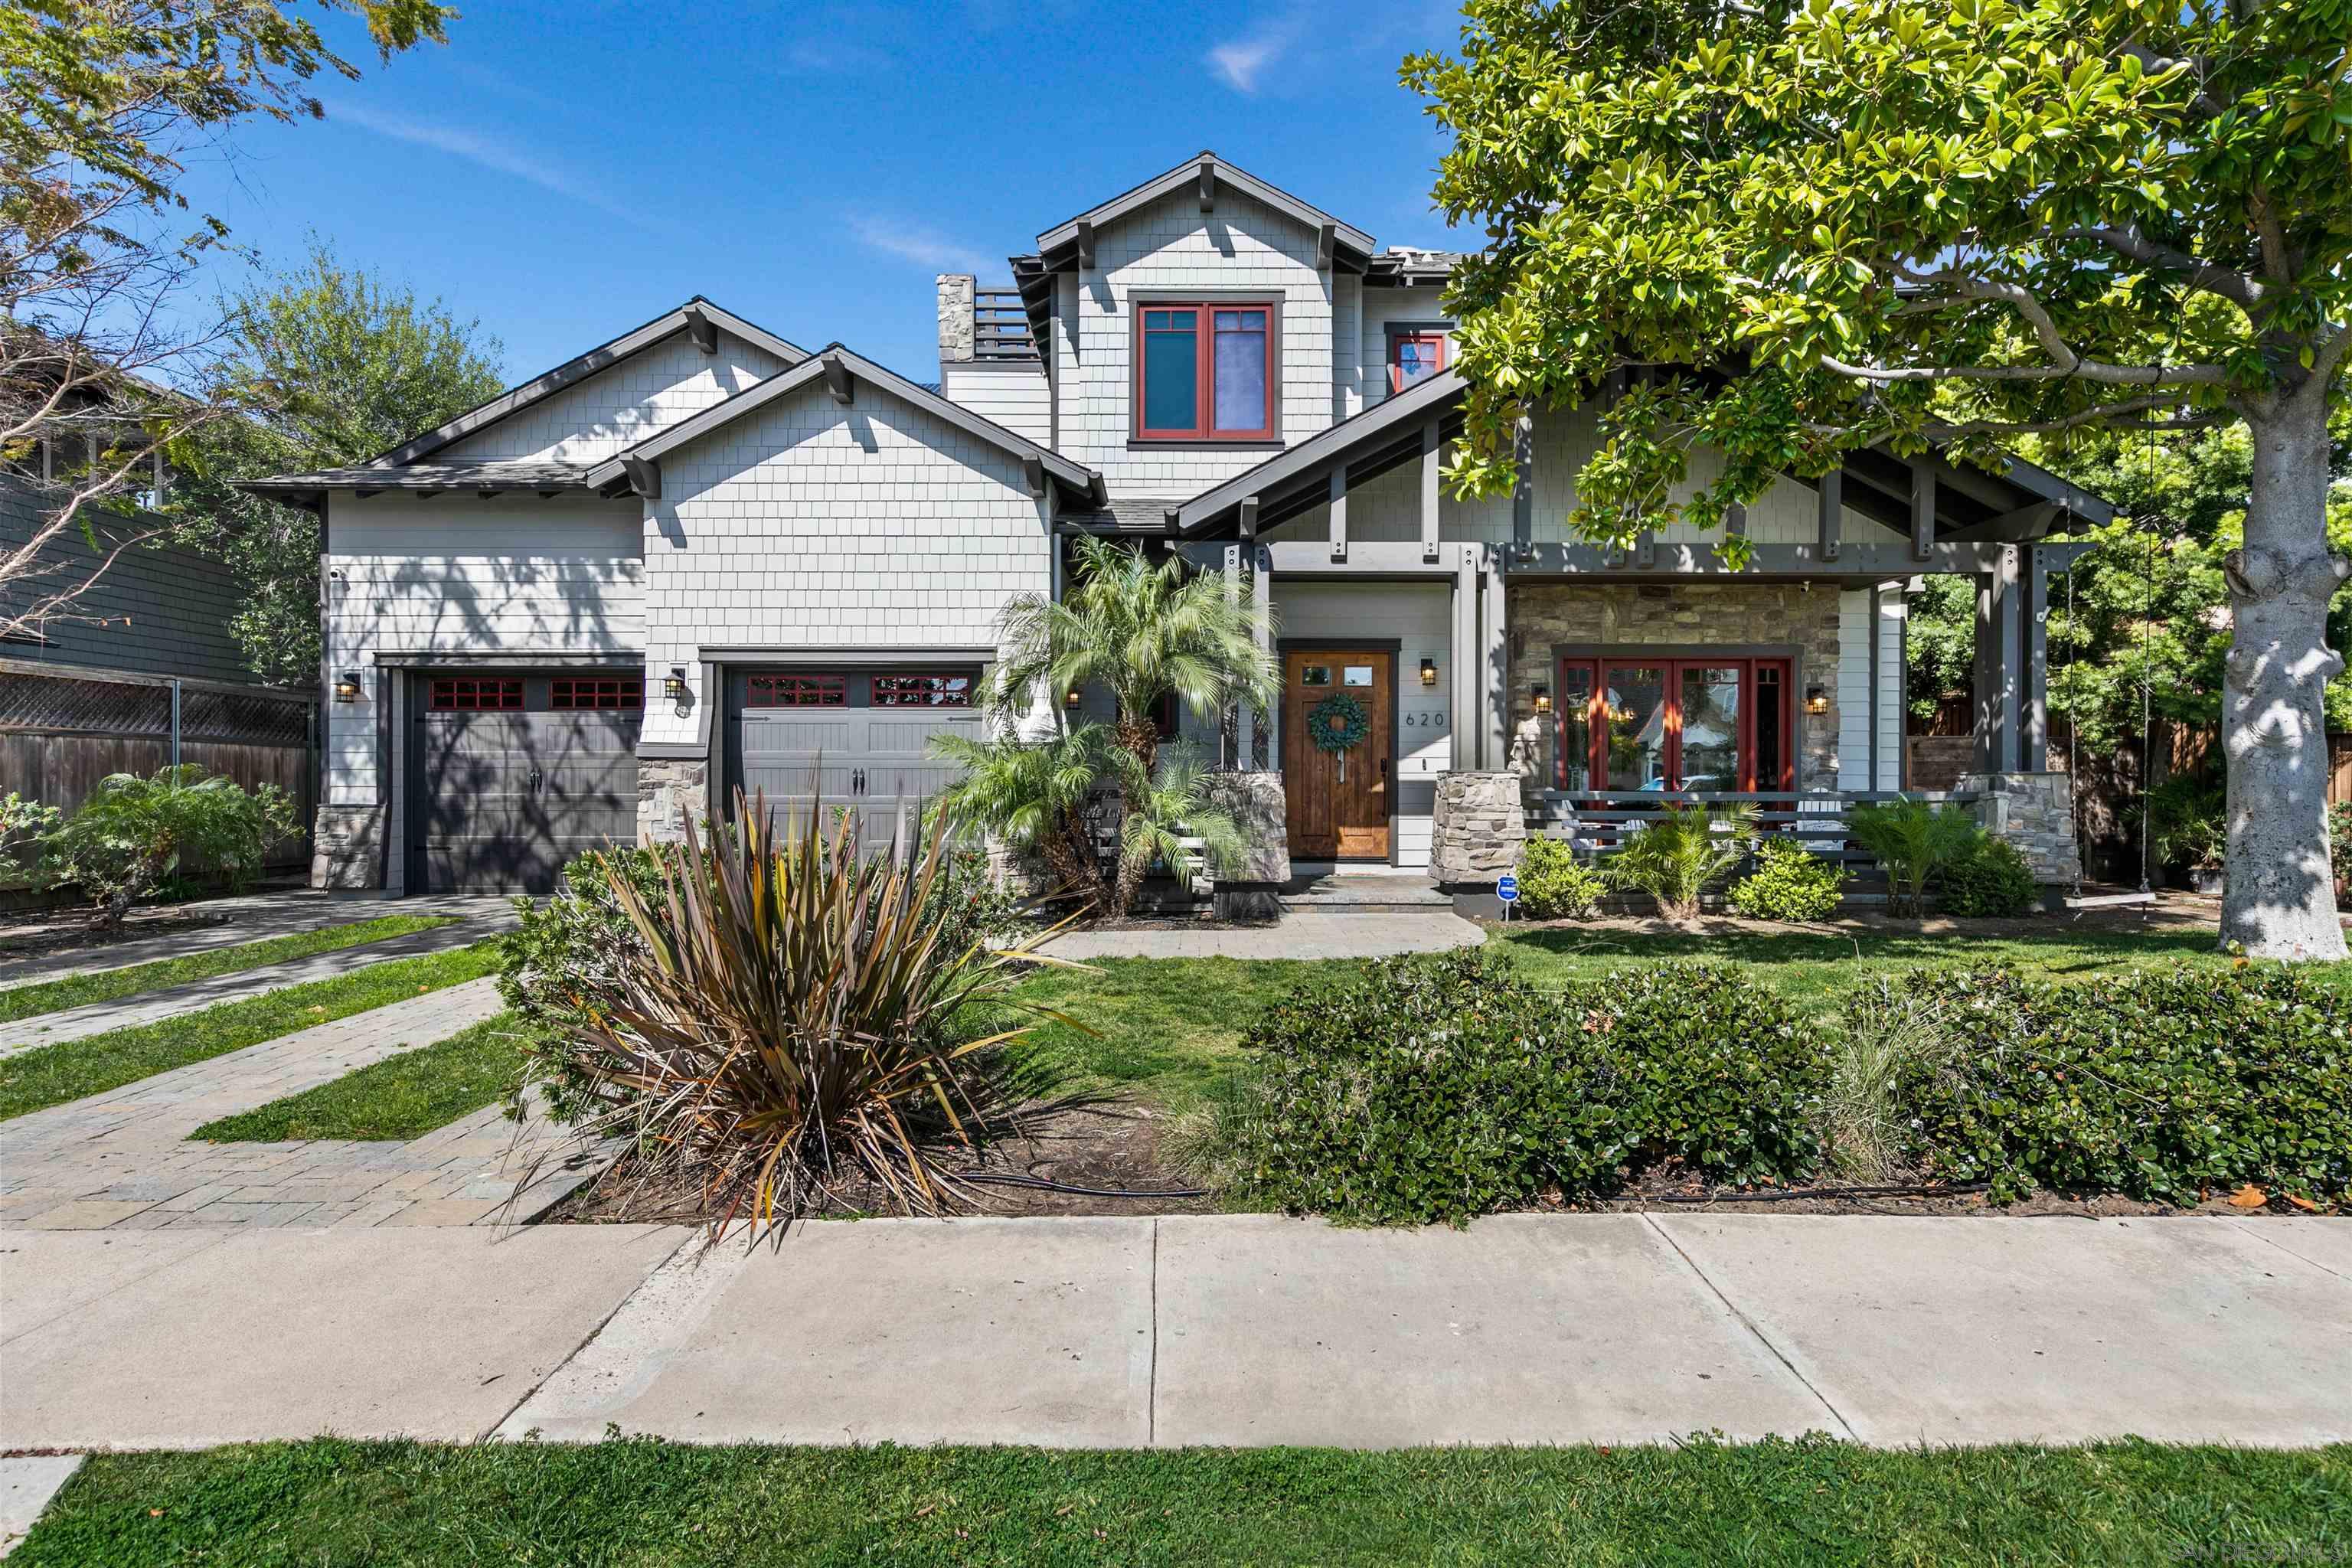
[0, 904, 233, 961]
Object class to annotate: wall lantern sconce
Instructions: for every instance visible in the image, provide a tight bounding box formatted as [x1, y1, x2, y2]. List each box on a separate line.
[332, 670, 362, 704]
[664, 667, 689, 703]
[1064, 686, 1083, 708]
[1532, 684, 1553, 714]
[1805, 684, 1830, 714]
[1419, 657, 1439, 688]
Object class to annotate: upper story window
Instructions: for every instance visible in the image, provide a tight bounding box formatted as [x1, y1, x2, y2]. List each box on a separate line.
[1135, 302, 1275, 441]
[1388, 330, 1448, 396]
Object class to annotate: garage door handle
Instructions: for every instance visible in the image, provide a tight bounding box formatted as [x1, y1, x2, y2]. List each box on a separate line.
[851, 768, 866, 795]
[528, 767, 543, 795]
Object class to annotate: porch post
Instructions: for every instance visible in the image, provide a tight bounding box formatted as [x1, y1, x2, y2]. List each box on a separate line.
[1249, 543, 1272, 769]
[1973, 545, 2024, 773]
[1419, 420, 1442, 563]
[2022, 544, 2050, 767]
[1450, 544, 1478, 771]
[1511, 416, 1534, 558]
[1479, 546, 1508, 769]
[1223, 544, 1242, 769]
[1328, 464, 1348, 561]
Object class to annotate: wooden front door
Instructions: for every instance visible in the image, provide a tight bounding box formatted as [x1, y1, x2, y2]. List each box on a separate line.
[1283, 649, 1392, 861]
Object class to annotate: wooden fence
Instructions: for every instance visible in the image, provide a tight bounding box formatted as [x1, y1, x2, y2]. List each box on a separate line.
[0, 657, 316, 873]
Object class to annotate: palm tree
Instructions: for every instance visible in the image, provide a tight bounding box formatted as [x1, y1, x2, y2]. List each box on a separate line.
[991, 535, 1277, 777]
[1109, 746, 1247, 912]
[930, 724, 1112, 910]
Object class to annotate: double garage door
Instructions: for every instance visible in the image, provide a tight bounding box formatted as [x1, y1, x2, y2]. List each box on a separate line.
[407, 671, 643, 893]
[728, 667, 983, 858]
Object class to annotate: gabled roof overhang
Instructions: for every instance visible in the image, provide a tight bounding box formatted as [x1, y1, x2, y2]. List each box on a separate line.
[581, 345, 1106, 510]
[1034, 152, 1377, 277]
[1171, 371, 2115, 544]
[359, 299, 809, 469]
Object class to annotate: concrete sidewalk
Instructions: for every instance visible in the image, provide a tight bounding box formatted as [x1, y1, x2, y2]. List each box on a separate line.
[3, 1214, 2344, 1452]
[0, 892, 511, 989]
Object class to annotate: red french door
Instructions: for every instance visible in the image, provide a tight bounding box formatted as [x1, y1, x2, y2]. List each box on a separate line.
[1555, 657, 1793, 793]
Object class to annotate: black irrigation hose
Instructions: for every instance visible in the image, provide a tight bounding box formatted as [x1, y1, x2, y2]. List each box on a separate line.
[1645, 1181, 1992, 1204]
[962, 1171, 1210, 1200]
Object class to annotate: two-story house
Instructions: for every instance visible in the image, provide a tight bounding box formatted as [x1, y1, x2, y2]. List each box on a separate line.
[253, 152, 2102, 897]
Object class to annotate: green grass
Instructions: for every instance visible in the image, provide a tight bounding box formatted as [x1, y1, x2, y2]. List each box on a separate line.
[0, 914, 458, 1024]
[18, 1436, 2350, 1566]
[188, 1011, 533, 1143]
[1000, 924, 2333, 1111]
[0, 942, 504, 1122]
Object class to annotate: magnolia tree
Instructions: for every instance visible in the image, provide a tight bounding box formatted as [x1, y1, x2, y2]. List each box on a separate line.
[1406, 0, 2351, 959]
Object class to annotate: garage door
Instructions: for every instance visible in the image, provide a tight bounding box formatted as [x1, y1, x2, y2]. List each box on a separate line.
[730, 668, 983, 858]
[407, 671, 644, 893]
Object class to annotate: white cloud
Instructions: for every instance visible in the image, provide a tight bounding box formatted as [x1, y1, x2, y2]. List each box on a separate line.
[328, 103, 635, 220]
[1207, 14, 1303, 93]
[848, 215, 995, 277]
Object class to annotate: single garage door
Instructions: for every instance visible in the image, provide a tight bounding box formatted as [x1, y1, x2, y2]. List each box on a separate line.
[730, 667, 983, 857]
[407, 671, 644, 893]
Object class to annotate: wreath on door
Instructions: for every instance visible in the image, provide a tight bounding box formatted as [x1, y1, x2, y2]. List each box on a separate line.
[1307, 691, 1371, 755]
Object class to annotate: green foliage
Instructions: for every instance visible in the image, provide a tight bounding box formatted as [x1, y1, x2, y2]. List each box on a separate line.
[170, 240, 506, 683]
[515, 799, 1080, 1236]
[1728, 838, 1848, 923]
[1214, 949, 1826, 1225]
[1939, 838, 2042, 919]
[982, 536, 1279, 913]
[2150, 772, 2227, 872]
[44, 765, 296, 924]
[1405, 0, 2349, 534]
[1112, 746, 1247, 893]
[1850, 965, 2352, 1207]
[1847, 798, 1984, 917]
[931, 724, 1112, 905]
[1517, 835, 1605, 920]
[193, 1011, 531, 1143]
[1602, 805, 1755, 919]
[0, 790, 57, 876]
[2332, 801, 2352, 888]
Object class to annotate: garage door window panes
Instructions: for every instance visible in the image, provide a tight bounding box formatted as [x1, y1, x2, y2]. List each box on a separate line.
[746, 674, 844, 707]
[872, 674, 972, 707]
[429, 678, 523, 710]
[550, 676, 643, 710]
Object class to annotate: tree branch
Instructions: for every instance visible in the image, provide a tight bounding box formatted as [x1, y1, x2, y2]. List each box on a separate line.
[1821, 352, 2228, 386]
[2053, 226, 2262, 309]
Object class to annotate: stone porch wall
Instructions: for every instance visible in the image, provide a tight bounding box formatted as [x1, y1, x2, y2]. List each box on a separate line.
[1959, 770, 2080, 888]
[311, 804, 384, 890]
[1505, 580, 1847, 797]
[637, 758, 707, 846]
[1429, 770, 1527, 887]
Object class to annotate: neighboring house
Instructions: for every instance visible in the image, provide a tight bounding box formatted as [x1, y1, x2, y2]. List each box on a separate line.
[252, 152, 2105, 897]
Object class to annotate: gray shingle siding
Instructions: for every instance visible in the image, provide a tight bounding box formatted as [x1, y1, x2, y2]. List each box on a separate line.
[0, 474, 265, 688]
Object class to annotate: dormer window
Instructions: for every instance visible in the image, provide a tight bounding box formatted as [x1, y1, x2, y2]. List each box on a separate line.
[1135, 300, 1276, 442]
[1388, 329, 1449, 395]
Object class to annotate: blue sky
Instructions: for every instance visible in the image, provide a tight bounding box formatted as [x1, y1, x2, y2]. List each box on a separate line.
[177, 0, 1471, 387]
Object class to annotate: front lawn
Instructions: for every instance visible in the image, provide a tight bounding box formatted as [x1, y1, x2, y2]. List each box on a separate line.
[0, 942, 503, 1122]
[189, 1011, 532, 1142]
[18, 1436, 2349, 1566]
[0, 913, 457, 1025]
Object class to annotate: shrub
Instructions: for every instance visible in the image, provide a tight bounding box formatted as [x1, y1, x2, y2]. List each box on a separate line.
[0, 792, 57, 877]
[1847, 797, 1982, 916]
[1726, 838, 1847, 922]
[1847, 965, 2352, 1207]
[1210, 949, 1827, 1225]
[1517, 836, 1605, 920]
[511, 797, 1075, 1236]
[45, 766, 297, 924]
[1602, 805, 1756, 919]
[2329, 800, 2352, 888]
[1939, 837, 2040, 917]
[2150, 773, 2226, 874]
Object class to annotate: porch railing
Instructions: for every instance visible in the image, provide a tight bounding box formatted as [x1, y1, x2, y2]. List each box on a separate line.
[1527, 789, 1985, 866]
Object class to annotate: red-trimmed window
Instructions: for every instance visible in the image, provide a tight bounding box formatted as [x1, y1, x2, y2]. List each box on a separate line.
[872, 673, 973, 708]
[1389, 332, 1447, 394]
[1135, 302, 1274, 440]
[550, 677, 642, 710]
[746, 674, 844, 708]
[429, 678, 523, 711]
[1553, 657, 1795, 794]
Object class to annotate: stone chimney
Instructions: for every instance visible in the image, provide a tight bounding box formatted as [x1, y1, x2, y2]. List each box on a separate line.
[936, 274, 975, 375]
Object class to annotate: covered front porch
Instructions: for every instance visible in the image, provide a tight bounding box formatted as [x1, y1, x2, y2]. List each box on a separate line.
[1140, 369, 2109, 903]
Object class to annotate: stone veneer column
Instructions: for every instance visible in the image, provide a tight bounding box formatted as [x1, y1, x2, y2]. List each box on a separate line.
[1202, 770, 1289, 921]
[310, 804, 384, 890]
[637, 759, 709, 846]
[1956, 770, 2080, 897]
[1429, 770, 1527, 889]
[936, 275, 975, 364]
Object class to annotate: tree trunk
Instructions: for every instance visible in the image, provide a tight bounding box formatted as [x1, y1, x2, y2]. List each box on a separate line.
[2220, 384, 2349, 961]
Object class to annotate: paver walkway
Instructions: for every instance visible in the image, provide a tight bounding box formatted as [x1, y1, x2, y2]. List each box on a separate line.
[0, 977, 601, 1230]
[0, 891, 511, 988]
[1050, 909, 1481, 960]
[1, 1214, 2344, 1452]
[0, 902, 518, 1055]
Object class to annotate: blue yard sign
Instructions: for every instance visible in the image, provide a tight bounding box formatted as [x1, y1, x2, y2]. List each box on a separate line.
[1497, 874, 1518, 903]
